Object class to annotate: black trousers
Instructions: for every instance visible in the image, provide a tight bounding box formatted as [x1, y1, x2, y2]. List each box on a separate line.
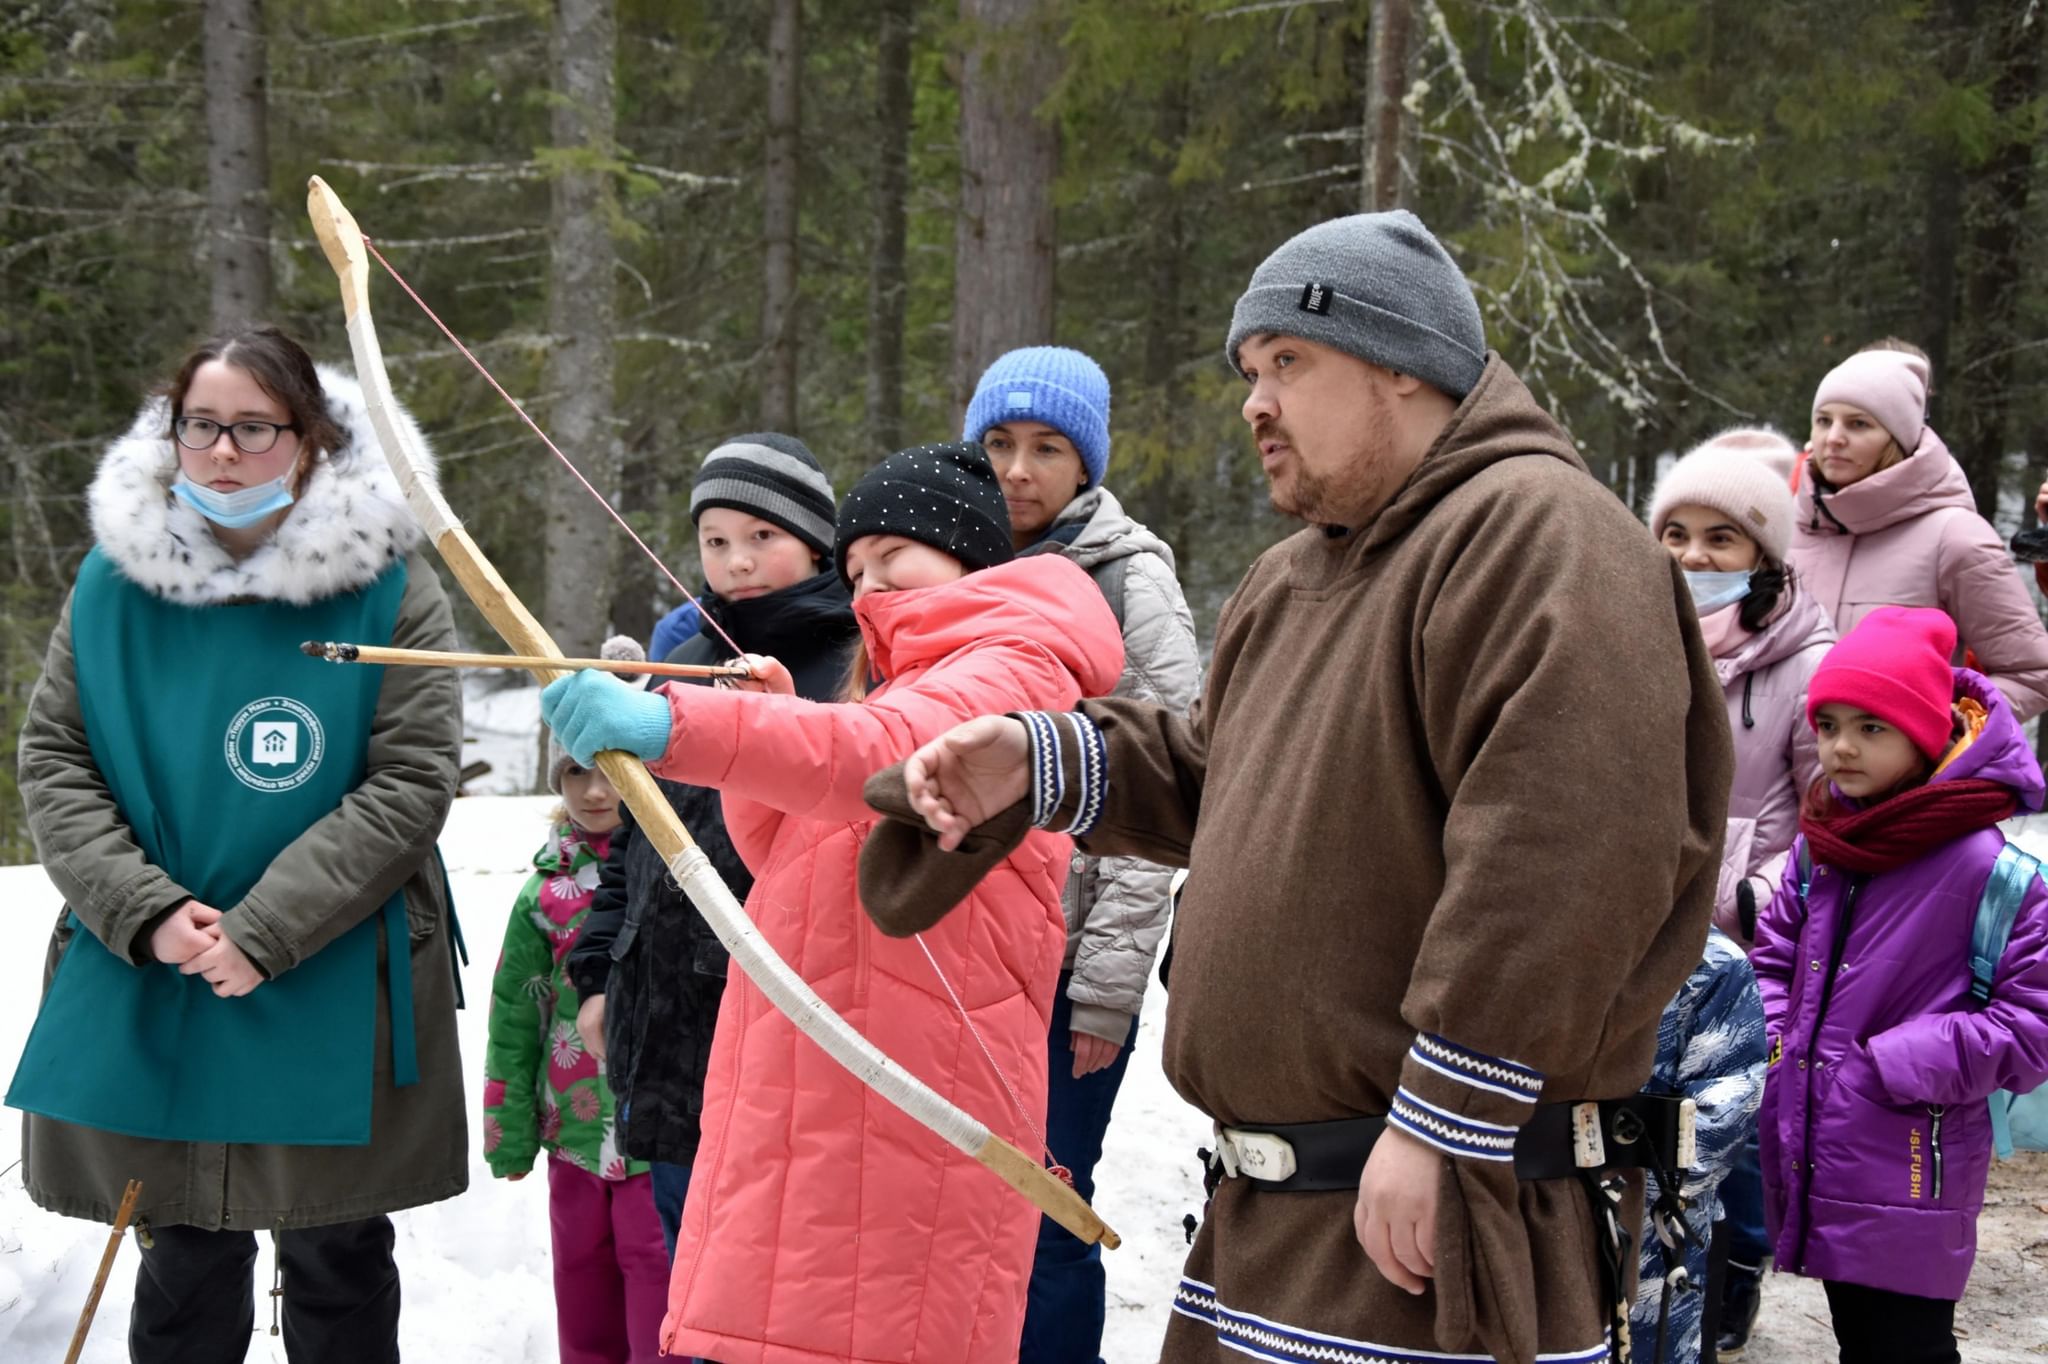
[1822, 1280, 1959, 1364]
[1699, 1218, 1731, 1364]
[129, 1216, 400, 1364]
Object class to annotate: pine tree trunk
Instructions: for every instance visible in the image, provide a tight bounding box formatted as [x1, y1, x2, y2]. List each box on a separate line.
[866, 0, 915, 454]
[1361, 0, 1417, 212]
[950, 0, 1059, 422]
[1128, 77, 1190, 539]
[608, 426, 660, 651]
[1915, 0, 1975, 418]
[759, 0, 802, 432]
[202, 0, 271, 328]
[543, 0, 619, 664]
[1947, 2, 2042, 518]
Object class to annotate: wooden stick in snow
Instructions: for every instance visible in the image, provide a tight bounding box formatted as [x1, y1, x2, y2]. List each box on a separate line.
[64, 1178, 142, 1364]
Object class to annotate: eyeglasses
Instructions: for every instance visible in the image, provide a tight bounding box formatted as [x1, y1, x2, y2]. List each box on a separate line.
[173, 416, 298, 455]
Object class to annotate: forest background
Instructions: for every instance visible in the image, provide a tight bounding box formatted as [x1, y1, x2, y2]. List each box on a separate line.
[3, 0, 2045, 861]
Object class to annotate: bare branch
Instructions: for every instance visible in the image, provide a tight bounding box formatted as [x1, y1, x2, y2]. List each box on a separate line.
[1204, 0, 1342, 17]
[1409, 0, 1751, 426]
[311, 14, 526, 50]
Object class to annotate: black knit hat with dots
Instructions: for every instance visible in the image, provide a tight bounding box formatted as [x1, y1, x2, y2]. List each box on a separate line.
[833, 441, 1015, 587]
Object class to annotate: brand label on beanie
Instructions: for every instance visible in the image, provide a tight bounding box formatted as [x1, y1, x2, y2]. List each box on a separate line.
[1299, 282, 1332, 315]
[1005, 390, 1034, 411]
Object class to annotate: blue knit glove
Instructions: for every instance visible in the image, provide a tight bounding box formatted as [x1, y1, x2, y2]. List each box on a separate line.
[539, 670, 674, 766]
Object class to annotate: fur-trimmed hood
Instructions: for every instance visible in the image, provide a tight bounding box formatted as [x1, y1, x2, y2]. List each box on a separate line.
[87, 364, 434, 606]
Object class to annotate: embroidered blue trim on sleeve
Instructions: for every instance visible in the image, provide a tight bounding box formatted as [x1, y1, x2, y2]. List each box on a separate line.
[1020, 711, 1065, 829]
[1060, 710, 1108, 838]
[1409, 1033, 1544, 1105]
[1387, 1087, 1519, 1162]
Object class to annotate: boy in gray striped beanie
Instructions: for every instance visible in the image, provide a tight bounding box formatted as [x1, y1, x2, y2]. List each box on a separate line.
[689, 432, 837, 558]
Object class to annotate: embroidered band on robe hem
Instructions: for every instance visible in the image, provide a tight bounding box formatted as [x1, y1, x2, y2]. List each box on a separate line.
[1172, 1278, 1612, 1363]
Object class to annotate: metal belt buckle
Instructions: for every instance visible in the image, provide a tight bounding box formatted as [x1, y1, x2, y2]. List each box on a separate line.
[1218, 1126, 1298, 1182]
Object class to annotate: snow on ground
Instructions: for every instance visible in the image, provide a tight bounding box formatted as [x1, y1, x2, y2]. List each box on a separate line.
[459, 674, 546, 796]
[0, 791, 1205, 1363]
[4, 787, 2042, 1360]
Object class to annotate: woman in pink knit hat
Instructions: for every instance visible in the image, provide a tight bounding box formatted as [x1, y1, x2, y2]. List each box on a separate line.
[1789, 348, 2048, 721]
[1649, 427, 1832, 1357]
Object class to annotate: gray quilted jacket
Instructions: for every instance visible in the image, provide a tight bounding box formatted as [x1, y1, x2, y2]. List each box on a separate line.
[1020, 486, 1201, 1042]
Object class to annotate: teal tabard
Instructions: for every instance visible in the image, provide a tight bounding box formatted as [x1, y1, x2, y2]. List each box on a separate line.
[7, 549, 411, 1145]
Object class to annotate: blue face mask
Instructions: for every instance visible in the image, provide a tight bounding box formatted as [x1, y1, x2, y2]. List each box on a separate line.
[1684, 568, 1753, 615]
[171, 472, 296, 529]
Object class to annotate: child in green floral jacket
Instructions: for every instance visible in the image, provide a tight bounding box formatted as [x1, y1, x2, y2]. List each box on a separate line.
[484, 726, 669, 1364]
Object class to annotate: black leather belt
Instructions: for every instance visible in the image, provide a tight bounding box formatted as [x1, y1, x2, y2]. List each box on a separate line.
[1208, 1095, 1695, 1193]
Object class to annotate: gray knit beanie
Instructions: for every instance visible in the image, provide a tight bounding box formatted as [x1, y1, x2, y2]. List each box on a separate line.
[1224, 211, 1487, 400]
[690, 432, 837, 559]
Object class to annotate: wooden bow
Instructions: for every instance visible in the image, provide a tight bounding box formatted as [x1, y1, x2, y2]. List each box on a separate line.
[304, 176, 1117, 1249]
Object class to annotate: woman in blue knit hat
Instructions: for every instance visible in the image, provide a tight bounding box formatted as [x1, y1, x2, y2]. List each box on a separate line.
[964, 345, 1202, 1364]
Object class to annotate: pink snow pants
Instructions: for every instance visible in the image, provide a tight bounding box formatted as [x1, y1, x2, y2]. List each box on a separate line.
[548, 1155, 671, 1364]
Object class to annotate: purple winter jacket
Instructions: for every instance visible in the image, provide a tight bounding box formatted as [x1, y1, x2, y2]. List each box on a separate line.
[1752, 668, 2048, 1299]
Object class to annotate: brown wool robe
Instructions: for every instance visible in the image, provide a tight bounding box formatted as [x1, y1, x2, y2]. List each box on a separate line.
[1031, 357, 1730, 1363]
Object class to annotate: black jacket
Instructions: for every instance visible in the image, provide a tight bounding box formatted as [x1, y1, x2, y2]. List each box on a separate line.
[566, 571, 857, 1164]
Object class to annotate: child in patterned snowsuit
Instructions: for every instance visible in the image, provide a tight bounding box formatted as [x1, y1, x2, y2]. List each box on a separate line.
[484, 727, 669, 1364]
[1629, 926, 1768, 1363]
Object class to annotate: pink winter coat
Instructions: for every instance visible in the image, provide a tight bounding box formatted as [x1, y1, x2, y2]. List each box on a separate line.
[1789, 431, 2048, 721]
[646, 555, 1124, 1364]
[1712, 587, 1834, 945]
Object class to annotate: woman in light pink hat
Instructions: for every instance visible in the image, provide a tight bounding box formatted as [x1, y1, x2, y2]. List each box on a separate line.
[1649, 427, 1834, 1358]
[1654, 428, 1835, 946]
[1789, 346, 2048, 721]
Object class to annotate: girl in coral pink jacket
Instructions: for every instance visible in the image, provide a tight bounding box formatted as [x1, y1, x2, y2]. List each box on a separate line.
[543, 442, 1125, 1364]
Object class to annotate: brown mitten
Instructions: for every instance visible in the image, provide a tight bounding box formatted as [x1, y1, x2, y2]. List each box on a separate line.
[858, 761, 1033, 937]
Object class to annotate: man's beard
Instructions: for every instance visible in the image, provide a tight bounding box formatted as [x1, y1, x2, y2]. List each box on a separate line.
[1259, 387, 1397, 527]
[1270, 462, 1342, 523]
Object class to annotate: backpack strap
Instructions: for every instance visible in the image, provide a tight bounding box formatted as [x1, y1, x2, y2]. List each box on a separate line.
[1971, 843, 2040, 1005]
[1088, 554, 1130, 631]
[1794, 838, 1813, 912]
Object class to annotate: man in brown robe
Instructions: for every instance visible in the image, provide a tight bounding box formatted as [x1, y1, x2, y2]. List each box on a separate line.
[880, 211, 1731, 1364]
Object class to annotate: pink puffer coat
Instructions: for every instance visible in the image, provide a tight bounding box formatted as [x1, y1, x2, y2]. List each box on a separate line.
[1712, 586, 1834, 945]
[647, 554, 1123, 1364]
[1789, 430, 2048, 721]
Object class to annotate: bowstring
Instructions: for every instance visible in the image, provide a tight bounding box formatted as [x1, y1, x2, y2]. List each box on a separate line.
[365, 230, 1062, 1174]
[752, 840, 1063, 1175]
[361, 229, 1072, 1189]
[912, 930, 1059, 1172]
[358, 234, 744, 661]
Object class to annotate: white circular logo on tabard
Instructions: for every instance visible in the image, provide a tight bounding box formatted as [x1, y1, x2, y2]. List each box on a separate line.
[225, 697, 325, 792]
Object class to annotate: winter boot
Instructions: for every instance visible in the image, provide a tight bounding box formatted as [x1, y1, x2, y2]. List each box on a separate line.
[1716, 1259, 1764, 1358]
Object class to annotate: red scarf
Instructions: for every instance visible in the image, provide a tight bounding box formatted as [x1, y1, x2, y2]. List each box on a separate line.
[1798, 778, 2016, 874]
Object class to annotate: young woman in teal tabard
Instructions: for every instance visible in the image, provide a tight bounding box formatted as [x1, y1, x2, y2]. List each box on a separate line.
[6, 326, 467, 1363]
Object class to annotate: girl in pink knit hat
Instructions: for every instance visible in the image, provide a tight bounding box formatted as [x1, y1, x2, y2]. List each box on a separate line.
[1751, 605, 2048, 1364]
[1788, 345, 2048, 723]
